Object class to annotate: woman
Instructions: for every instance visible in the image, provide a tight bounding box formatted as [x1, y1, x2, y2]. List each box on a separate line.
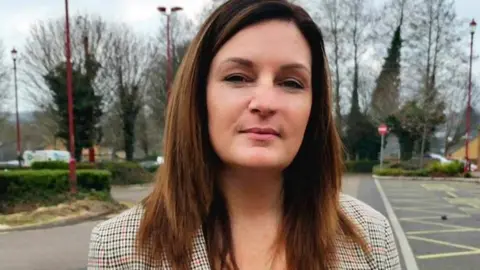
[88, 0, 400, 269]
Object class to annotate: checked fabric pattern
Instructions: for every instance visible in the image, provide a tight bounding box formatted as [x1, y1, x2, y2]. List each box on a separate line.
[88, 194, 400, 269]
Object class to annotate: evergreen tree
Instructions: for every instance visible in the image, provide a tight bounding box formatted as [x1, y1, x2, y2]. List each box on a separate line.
[43, 60, 102, 161]
[371, 18, 402, 122]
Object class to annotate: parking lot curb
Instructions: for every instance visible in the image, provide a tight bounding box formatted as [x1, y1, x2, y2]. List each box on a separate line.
[0, 210, 115, 233]
[373, 175, 480, 184]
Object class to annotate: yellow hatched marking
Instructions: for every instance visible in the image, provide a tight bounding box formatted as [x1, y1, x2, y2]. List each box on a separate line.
[417, 250, 480, 260]
[421, 184, 456, 192]
[406, 228, 480, 235]
[402, 219, 477, 230]
[399, 214, 471, 221]
[408, 236, 479, 251]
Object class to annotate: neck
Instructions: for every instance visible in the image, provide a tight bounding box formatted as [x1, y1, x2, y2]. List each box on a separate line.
[218, 168, 283, 220]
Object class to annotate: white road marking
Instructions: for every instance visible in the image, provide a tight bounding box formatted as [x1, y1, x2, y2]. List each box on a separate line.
[375, 179, 419, 270]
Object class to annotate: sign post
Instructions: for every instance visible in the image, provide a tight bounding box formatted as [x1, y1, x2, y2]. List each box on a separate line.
[378, 124, 388, 168]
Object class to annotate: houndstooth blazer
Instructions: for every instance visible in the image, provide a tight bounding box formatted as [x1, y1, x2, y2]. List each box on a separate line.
[88, 194, 401, 269]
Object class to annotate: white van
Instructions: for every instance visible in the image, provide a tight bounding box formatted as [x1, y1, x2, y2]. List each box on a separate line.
[23, 150, 71, 167]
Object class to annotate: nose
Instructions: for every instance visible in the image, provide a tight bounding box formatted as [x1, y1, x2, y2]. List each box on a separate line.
[248, 83, 277, 117]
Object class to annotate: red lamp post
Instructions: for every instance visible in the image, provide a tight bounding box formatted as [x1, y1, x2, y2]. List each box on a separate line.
[65, 0, 77, 193]
[157, 6, 183, 100]
[465, 19, 476, 173]
[11, 48, 22, 167]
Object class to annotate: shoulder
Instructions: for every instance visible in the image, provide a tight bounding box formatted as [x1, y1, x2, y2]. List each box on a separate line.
[339, 193, 387, 227]
[339, 194, 400, 269]
[91, 204, 145, 243]
[87, 205, 151, 268]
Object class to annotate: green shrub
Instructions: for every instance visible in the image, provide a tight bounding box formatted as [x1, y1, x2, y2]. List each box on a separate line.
[31, 161, 68, 170]
[0, 169, 110, 212]
[30, 161, 96, 170]
[374, 162, 464, 177]
[345, 160, 379, 173]
[96, 161, 152, 185]
[28, 161, 150, 185]
[403, 169, 430, 177]
[373, 168, 405, 176]
[385, 160, 421, 170]
[428, 161, 463, 176]
[143, 164, 160, 173]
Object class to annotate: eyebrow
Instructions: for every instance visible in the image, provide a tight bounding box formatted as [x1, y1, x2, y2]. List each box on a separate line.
[220, 57, 310, 72]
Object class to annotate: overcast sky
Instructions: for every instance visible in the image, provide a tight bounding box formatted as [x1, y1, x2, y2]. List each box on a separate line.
[0, 0, 478, 112]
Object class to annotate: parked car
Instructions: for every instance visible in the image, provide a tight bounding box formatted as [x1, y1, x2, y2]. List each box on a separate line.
[425, 153, 478, 171]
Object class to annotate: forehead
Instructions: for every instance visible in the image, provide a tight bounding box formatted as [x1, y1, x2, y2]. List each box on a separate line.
[212, 20, 311, 68]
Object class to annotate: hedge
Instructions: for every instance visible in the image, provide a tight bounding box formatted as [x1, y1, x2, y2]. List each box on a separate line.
[30, 161, 96, 170]
[374, 161, 465, 177]
[95, 162, 153, 185]
[0, 169, 110, 212]
[28, 161, 152, 185]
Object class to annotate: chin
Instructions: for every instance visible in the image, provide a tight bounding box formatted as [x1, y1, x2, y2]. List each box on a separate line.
[232, 151, 290, 170]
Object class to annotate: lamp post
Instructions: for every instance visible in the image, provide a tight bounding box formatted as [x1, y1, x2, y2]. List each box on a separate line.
[157, 6, 183, 100]
[11, 48, 22, 167]
[65, 0, 77, 193]
[465, 19, 476, 173]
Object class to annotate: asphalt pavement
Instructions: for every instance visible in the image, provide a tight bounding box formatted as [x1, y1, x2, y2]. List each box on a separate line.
[0, 185, 152, 270]
[378, 179, 480, 270]
[1, 176, 479, 270]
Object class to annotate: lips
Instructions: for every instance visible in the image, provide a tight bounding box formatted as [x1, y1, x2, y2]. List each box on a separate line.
[241, 127, 280, 137]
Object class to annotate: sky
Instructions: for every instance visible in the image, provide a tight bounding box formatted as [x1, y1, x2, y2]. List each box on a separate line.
[0, 0, 479, 112]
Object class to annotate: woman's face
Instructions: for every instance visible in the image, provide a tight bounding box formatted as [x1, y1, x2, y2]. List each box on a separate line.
[206, 20, 312, 171]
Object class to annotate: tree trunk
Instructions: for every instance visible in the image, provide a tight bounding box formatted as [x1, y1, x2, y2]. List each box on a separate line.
[334, 32, 342, 133]
[123, 113, 137, 161]
[420, 124, 428, 168]
[74, 143, 82, 162]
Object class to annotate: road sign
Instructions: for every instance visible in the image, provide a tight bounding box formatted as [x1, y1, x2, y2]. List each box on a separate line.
[378, 124, 388, 135]
[378, 124, 388, 168]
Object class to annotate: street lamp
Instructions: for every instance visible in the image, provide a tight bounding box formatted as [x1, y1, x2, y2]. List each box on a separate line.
[65, 0, 77, 193]
[11, 48, 22, 167]
[465, 19, 476, 173]
[157, 6, 183, 100]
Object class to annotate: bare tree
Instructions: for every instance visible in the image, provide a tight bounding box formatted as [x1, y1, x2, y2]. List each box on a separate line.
[442, 76, 480, 155]
[147, 13, 193, 133]
[0, 40, 10, 117]
[197, 0, 229, 23]
[399, 0, 467, 164]
[102, 24, 154, 161]
[313, 0, 350, 133]
[22, 14, 110, 108]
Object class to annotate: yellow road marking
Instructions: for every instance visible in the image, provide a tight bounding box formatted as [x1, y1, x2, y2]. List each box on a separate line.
[459, 207, 480, 214]
[408, 235, 479, 251]
[417, 250, 480, 260]
[393, 207, 463, 216]
[399, 214, 471, 221]
[446, 198, 480, 209]
[422, 183, 456, 192]
[406, 228, 480, 235]
[402, 219, 477, 230]
[390, 199, 445, 205]
[445, 191, 458, 198]
[395, 205, 455, 210]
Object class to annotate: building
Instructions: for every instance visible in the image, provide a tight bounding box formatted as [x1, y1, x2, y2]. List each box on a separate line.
[449, 127, 479, 166]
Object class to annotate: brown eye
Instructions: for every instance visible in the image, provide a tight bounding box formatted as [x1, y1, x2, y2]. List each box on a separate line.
[281, 79, 304, 89]
[224, 74, 250, 83]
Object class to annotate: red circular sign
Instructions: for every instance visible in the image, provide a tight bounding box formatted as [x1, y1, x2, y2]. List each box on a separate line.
[378, 124, 388, 135]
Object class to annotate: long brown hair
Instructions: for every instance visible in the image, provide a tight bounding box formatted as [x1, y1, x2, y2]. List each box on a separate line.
[138, 0, 369, 269]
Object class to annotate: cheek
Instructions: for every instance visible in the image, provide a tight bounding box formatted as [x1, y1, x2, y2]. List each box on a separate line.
[206, 86, 239, 144]
[289, 96, 312, 135]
